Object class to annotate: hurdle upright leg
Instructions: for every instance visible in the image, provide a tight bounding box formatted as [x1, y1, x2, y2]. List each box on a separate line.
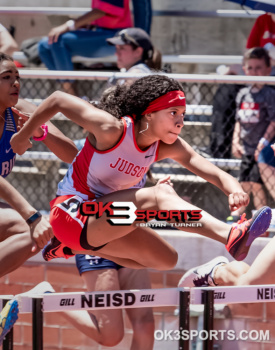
[179, 290, 190, 350]
[202, 290, 214, 350]
[32, 297, 43, 350]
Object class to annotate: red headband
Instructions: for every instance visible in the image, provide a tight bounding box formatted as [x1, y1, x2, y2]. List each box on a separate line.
[141, 90, 186, 115]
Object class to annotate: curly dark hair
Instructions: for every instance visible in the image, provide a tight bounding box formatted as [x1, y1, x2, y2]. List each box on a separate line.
[0, 52, 14, 64]
[96, 74, 184, 121]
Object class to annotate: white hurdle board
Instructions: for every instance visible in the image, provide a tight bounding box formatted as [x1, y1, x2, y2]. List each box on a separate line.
[14, 285, 275, 313]
[191, 284, 275, 305]
[18, 288, 183, 313]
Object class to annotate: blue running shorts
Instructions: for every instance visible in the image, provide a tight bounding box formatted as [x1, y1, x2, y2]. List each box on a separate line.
[75, 254, 123, 275]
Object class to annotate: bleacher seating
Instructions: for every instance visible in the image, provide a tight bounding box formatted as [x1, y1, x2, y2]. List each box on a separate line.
[8, 5, 251, 69]
[6, 4, 258, 68]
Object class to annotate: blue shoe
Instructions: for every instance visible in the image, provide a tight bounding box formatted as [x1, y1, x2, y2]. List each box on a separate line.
[0, 299, 19, 345]
[226, 206, 272, 261]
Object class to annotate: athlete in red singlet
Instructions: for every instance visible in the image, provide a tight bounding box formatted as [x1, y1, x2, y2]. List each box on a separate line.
[11, 75, 272, 270]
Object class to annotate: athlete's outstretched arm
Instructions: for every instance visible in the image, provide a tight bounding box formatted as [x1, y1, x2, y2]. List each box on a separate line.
[158, 137, 249, 212]
[14, 99, 79, 163]
[10, 92, 122, 155]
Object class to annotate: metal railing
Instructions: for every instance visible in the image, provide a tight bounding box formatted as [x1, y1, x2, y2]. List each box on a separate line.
[13, 51, 244, 66]
[0, 7, 265, 18]
[18, 70, 275, 85]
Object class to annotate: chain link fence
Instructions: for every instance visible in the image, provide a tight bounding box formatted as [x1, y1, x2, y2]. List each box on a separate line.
[7, 72, 275, 223]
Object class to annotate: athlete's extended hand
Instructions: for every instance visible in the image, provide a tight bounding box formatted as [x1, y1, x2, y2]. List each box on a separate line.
[30, 216, 54, 252]
[228, 191, 250, 212]
[271, 143, 275, 155]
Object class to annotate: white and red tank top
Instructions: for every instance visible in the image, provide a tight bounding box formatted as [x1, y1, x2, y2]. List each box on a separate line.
[57, 116, 159, 199]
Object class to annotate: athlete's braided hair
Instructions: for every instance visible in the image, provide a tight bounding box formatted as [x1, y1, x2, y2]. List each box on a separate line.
[96, 74, 184, 121]
[0, 52, 14, 64]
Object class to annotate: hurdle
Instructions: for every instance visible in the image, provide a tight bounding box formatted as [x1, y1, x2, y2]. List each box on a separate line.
[3, 285, 274, 350]
[191, 285, 275, 350]
[2, 288, 191, 350]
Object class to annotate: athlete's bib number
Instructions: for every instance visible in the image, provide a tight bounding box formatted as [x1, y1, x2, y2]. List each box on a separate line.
[58, 195, 84, 219]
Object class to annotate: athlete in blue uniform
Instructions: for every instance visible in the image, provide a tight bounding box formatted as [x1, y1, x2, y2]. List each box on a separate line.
[0, 52, 78, 270]
[0, 108, 16, 178]
[0, 52, 78, 344]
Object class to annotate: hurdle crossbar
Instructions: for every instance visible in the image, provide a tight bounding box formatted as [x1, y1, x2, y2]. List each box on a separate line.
[4, 284, 275, 350]
[191, 285, 275, 350]
[191, 284, 275, 305]
[19, 288, 181, 312]
[13, 288, 190, 350]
